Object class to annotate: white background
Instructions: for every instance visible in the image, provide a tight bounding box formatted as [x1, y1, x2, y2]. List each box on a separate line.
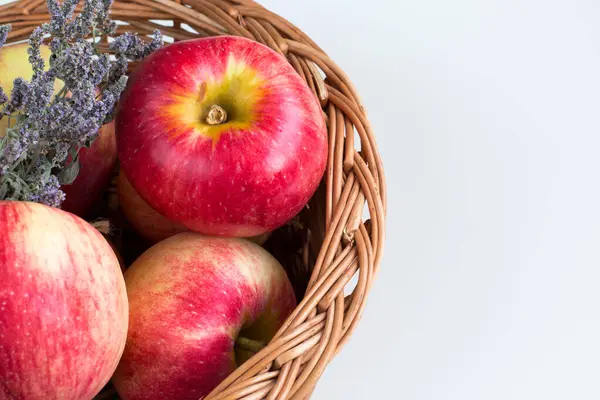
[257, 1, 600, 399]
[3, 0, 600, 399]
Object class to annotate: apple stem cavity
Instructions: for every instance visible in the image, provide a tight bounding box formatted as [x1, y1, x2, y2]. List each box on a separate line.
[235, 336, 266, 354]
[206, 104, 228, 125]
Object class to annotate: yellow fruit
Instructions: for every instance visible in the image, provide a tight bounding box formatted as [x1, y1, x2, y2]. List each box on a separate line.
[0, 43, 63, 136]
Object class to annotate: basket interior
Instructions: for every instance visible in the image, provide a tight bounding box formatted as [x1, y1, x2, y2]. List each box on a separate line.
[0, 0, 386, 398]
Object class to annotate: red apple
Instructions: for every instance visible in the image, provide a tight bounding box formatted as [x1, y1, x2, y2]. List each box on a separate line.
[0, 201, 128, 400]
[60, 121, 117, 217]
[117, 36, 327, 237]
[112, 234, 296, 400]
[118, 169, 271, 245]
[117, 168, 188, 243]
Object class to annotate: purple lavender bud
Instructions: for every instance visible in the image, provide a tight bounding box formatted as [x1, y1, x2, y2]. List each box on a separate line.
[28, 27, 46, 75]
[53, 142, 69, 164]
[110, 30, 163, 60]
[46, 0, 61, 17]
[27, 175, 65, 208]
[0, 25, 9, 48]
[4, 138, 24, 163]
[6, 78, 29, 113]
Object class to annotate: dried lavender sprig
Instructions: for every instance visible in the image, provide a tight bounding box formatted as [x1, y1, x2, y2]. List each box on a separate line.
[0, 0, 163, 207]
[0, 25, 9, 47]
[0, 25, 9, 105]
[110, 29, 163, 60]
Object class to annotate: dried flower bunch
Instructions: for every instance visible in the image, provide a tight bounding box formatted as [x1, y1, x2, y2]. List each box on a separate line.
[0, 0, 162, 207]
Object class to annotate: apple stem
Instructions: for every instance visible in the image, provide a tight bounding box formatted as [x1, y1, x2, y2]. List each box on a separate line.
[236, 336, 266, 354]
[206, 105, 228, 125]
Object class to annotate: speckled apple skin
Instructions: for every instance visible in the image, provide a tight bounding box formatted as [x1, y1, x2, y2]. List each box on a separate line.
[112, 234, 296, 400]
[117, 169, 270, 245]
[0, 201, 128, 400]
[117, 36, 327, 237]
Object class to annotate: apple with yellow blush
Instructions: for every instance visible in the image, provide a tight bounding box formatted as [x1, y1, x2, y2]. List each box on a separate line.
[116, 36, 327, 237]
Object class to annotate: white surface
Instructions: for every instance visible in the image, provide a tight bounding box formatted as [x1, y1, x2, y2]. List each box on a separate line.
[259, 1, 600, 399]
[3, 0, 600, 399]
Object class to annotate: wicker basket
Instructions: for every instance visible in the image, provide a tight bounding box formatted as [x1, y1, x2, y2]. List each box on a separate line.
[0, 0, 387, 398]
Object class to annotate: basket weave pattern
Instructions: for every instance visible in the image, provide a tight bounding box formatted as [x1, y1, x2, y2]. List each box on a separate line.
[0, 0, 387, 398]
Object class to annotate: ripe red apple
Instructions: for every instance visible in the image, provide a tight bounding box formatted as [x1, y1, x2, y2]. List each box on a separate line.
[117, 168, 188, 243]
[118, 169, 270, 245]
[0, 201, 128, 400]
[117, 36, 327, 237]
[112, 234, 296, 400]
[60, 121, 117, 217]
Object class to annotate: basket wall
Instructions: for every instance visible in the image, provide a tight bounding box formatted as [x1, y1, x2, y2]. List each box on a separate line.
[0, 0, 387, 398]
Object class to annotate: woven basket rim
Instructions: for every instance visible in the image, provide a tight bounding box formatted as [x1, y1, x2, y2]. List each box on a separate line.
[0, 0, 387, 398]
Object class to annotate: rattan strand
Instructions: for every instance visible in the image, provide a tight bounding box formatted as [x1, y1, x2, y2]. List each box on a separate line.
[0, 1, 387, 398]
